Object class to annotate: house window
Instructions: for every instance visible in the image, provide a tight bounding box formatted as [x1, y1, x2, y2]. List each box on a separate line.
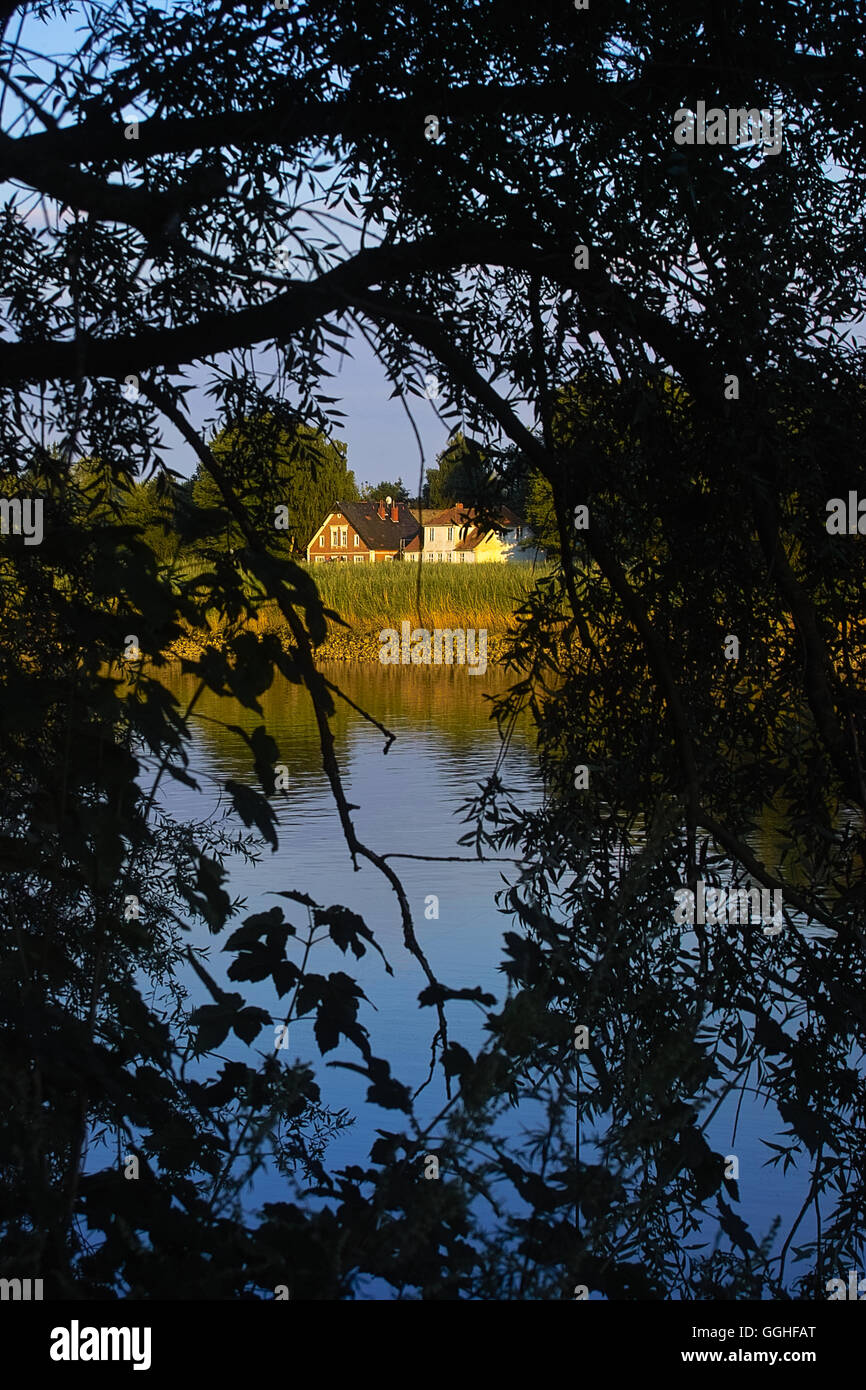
[353, 554, 364, 563]
[330, 527, 339, 547]
[515, 526, 522, 540]
[447, 527, 453, 541]
[319, 534, 324, 546]
[354, 533, 359, 547]
[341, 527, 348, 547]
[427, 527, 434, 542]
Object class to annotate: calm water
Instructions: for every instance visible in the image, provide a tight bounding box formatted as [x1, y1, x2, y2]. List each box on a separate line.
[145, 659, 818, 1293]
[151, 661, 541, 1179]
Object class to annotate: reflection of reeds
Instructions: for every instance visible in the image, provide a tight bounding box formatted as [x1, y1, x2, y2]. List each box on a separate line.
[160, 658, 525, 779]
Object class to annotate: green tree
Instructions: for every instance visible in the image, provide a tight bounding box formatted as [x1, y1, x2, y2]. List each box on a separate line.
[425, 434, 530, 519]
[523, 468, 557, 553]
[124, 476, 181, 566]
[191, 417, 357, 556]
[361, 477, 409, 503]
[424, 435, 468, 509]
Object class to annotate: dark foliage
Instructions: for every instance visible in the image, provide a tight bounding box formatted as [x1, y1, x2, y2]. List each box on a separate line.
[0, 0, 864, 1299]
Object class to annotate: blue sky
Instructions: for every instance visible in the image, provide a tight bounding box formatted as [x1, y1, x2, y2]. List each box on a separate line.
[8, 4, 861, 489]
[145, 336, 454, 487]
[315, 336, 452, 493]
[3, 2, 455, 488]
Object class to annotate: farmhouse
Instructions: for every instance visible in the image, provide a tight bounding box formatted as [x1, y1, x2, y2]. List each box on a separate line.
[306, 497, 420, 562]
[404, 505, 538, 563]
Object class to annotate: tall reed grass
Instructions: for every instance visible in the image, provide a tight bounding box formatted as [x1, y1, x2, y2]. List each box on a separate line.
[302, 560, 548, 629]
[169, 556, 550, 632]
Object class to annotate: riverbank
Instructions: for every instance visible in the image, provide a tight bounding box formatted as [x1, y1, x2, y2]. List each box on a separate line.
[165, 560, 546, 664]
[168, 620, 512, 665]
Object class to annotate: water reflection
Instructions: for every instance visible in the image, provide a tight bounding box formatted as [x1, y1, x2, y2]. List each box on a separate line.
[151, 660, 539, 1179]
[147, 658, 863, 1298]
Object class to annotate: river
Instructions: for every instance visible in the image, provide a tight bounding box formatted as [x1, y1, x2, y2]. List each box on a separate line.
[152, 660, 540, 1179]
[145, 658, 820, 1297]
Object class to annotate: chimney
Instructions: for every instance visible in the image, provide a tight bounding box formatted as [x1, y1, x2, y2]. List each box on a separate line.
[377, 499, 386, 519]
[390, 503, 399, 523]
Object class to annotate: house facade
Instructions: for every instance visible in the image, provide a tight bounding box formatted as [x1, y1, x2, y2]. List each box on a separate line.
[404, 506, 538, 563]
[306, 498, 420, 562]
[306, 500, 538, 565]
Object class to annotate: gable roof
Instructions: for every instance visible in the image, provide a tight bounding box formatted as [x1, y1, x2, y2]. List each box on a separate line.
[415, 504, 526, 529]
[404, 504, 529, 552]
[425, 506, 471, 528]
[325, 500, 420, 551]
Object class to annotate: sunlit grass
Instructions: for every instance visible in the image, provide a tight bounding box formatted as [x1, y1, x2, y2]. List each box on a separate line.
[171, 555, 551, 632]
[299, 559, 551, 630]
